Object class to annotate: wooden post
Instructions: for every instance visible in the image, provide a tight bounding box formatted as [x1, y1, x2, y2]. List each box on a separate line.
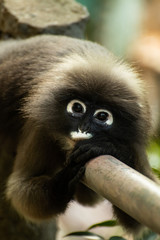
[84, 155, 160, 234]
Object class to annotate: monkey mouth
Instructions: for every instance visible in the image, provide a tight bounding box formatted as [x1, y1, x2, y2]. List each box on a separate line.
[70, 129, 93, 141]
[64, 130, 93, 166]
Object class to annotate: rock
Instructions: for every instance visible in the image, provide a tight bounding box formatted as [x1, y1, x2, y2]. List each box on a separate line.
[0, 0, 89, 39]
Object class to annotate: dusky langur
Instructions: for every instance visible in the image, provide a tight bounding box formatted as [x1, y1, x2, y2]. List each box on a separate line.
[0, 35, 155, 233]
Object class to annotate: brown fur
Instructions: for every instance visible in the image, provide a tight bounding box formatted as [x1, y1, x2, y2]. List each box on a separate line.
[0, 35, 154, 230]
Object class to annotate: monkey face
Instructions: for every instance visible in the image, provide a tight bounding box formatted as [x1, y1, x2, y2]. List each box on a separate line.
[50, 88, 141, 156]
[66, 98, 113, 141]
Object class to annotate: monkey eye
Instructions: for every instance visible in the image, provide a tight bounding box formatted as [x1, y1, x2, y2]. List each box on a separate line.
[94, 109, 113, 126]
[67, 99, 86, 117]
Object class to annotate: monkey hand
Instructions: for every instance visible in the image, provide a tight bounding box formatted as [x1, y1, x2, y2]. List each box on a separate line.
[51, 159, 86, 208]
[69, 137, 133, 167]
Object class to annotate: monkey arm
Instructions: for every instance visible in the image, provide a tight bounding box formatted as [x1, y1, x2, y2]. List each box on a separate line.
[5, 122, 85, 222]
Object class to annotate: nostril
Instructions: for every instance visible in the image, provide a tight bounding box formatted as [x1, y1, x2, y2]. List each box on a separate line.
[78, 124, 90, 133]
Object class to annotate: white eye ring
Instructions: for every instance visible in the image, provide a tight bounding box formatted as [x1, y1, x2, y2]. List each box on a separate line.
[67, 99, 86, 116]
[94, 109, 113, 126]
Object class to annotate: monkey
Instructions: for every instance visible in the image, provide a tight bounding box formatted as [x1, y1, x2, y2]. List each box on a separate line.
[0, 34, 155, 233]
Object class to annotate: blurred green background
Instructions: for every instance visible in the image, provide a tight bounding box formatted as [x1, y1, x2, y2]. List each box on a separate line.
[77, 0, 145, 57]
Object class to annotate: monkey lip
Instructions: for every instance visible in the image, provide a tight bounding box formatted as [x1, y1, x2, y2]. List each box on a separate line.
[70, 130, 93, 140]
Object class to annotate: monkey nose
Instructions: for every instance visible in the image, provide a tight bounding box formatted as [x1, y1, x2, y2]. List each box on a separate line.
[79, 122, 91, 133]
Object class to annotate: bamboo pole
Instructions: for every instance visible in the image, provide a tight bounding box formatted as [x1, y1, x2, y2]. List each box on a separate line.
[83, 155, 160, 234]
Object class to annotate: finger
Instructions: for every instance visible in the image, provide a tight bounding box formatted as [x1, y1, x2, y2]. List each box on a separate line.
[68, 166, 85, 193]
[70, 144, 92, 163]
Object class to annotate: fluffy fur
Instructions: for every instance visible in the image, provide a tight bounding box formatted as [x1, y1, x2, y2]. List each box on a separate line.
[0, 35, 154, 232]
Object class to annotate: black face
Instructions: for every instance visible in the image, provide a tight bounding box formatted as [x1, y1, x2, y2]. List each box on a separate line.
[50, 89, 140, 144]
[65, 99, 114, 140]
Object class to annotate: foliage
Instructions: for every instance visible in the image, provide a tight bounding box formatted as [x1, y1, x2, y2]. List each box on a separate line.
[64, 231, 105, 240]
[148, 141, 160, 173]
[64, 220, 160, 239]
[87, 220, 118, 230]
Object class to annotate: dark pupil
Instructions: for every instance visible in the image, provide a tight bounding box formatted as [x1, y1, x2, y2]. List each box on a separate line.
[96, 112, 108, 121]
[73, 103, 83, 113]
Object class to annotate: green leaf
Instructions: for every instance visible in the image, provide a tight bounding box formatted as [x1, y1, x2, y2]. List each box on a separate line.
[135, 231, 159, 240]
[64, 231, 105, 240]
[152, 168, 160, 179]
[141, 232, 158, 240]
[87, 220, 118, 230]
[147, 141, 160, 170]
[109, 237, 127, 240]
